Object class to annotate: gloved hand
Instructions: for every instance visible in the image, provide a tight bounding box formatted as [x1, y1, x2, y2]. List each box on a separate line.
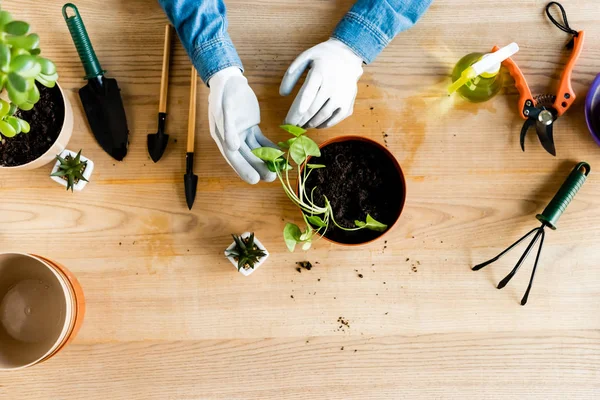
[280, 39, 364, 129]
[208, 67, 277, 184]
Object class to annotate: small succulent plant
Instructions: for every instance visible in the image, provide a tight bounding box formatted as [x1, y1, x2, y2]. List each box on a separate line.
[226, 233, 267, 271]
[51, 150, 88, 192]
[0, 7, 58, 138]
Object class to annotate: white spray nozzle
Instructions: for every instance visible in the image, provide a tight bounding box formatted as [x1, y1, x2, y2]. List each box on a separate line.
[472, 42, 520, 76]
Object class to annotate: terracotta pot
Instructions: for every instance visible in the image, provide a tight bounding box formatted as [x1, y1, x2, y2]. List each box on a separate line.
[0, 83, 73, 171]
[0, 253, 84, 370]
[302, 135, 406, 247]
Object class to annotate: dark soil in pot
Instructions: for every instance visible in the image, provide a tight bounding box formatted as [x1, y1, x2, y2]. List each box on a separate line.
[0, 83, 65, 167]
[305, 139, 405, 244]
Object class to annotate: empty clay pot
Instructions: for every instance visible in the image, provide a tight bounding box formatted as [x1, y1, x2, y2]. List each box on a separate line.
[0, 253, 84, 370]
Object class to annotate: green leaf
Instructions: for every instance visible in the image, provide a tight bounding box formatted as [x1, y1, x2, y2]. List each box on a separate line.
[27, 83, 40, 103]
[51, 169, 68, 177]
[6, 34, 39, 51]
[354, 214, 388, 232]
[4, 21, 29, 36]
[7, 72, 26, 93]
[307, 163, 325, 169]
[306, 215, 327, 228]
[7, 116, 21, 134]
[283, 223, 302, 252]
[37, 57, 56, 75]
[0, 100, 10, 118]
[8, 103, 17, 116]
[17, 101, 33, 111]
[10, 54, 35, 72]
[29, 48, 41, 56]
[289, 135, 321, 165]
[18, 118, 30, 133]
[251, 147, 284, 162]
[6, 82, 27, 104]
[301, 241, 312, 251]
[74, 150, 82, 164]
[0, 11, 13, 29]
[277, 138, 296, 150]
[280, 124, 306, 137]
[0, 120, 16, 137]
[0, 44, 10, 73]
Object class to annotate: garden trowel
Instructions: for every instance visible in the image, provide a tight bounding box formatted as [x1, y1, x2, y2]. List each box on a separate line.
[63, 3, 129, 161]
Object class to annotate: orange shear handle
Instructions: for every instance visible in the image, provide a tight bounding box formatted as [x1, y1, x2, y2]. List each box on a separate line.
[553, 31, 585, 117]
[492, 46, 533, 120]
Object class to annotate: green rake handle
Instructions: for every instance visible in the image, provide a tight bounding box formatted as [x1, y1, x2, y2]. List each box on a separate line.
[62, 3, 104, 80]
[537, 162, 591, 230]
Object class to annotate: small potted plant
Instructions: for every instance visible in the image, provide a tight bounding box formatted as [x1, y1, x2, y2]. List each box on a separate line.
[0, 7, 73, 170]
[252, 125, 406, 251]
[50, 149, 93, 191]
[225, 232, 269, 276]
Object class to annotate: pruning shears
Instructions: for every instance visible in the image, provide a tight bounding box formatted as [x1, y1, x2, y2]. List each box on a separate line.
[495, 2, 584, 156]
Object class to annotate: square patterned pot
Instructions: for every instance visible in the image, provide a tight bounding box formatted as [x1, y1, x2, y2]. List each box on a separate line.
[50, 149, 94, 191]
[225, 232, 269, 276]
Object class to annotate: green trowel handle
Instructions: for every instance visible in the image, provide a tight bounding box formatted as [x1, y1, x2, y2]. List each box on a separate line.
[62, 3, 104, 80]
[537, 162, 591, 230]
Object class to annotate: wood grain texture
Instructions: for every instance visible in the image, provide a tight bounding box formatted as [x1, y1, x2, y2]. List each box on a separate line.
[1, 0, 599, 399]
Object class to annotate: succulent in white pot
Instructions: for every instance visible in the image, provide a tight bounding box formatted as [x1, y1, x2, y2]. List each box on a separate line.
[225, 232, 269, 276]
[50, 149, 93, 191]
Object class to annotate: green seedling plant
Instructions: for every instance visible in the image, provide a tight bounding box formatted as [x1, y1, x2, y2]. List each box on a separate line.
[51, 150, 88, 192]
[0, 7, 58, 139]
[226, 233, 267, 271]
[252, 125, 387, 252]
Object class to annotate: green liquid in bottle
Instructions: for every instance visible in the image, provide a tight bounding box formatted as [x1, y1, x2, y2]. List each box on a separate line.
[451, 52, 504, 103]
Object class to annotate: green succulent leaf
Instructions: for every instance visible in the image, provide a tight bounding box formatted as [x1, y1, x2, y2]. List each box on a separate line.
[354, 214, 388, 232]
[306, 215, 327, 228]
[307, 163, 325, 169]
[4, 21, 29, 36]
[6, 116, 21, 134]
[37, 57, 56, 75]
[10, 54, 35, 72]
[251, 147, 284, 162]
[29, 48, 41, 56]
[0, 44, 10, 73]
[0, 100, 10, 118]
[283, 223, 302, 252]
[27, 83, 40, 103]
[280, 124, 306, 137]
[51, 169, 68, 177]
[18, 118, 30, 133]
[0, 120, 16, 137]
[6, 33, 39, 51]
[0, 11, 13, 29]
[17, 101, 33, 111]
[289, 135, 321, 165]
[8, 103, 17, 116]
[7, 72, 27, 93]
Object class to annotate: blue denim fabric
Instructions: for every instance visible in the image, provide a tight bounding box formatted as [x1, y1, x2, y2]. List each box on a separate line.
[332, 0, 434, 64]
[158, 0, 433, 82]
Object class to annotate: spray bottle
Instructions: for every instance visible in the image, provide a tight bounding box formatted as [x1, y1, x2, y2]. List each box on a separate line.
[448, 43, 519, 103]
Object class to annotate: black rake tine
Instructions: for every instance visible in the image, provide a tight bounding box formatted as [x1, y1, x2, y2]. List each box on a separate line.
[520, 228, 546, 306]
[472, 227, 541, 271]
[497, 228, 543, 289]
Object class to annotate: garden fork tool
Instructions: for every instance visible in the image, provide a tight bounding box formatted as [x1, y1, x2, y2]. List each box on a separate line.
[473, 162, 590, 305]
[497, 2, 584, 156]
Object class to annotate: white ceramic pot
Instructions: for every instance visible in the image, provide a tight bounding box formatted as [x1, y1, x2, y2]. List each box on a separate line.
[225, 232, 269, 276]
[0, 83, 73, 171]
[50, 149, 94, 191]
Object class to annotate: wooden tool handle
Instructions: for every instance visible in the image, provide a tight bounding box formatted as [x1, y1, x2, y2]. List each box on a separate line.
[187, 67, 198, 152]
[158, 24, 172, 113]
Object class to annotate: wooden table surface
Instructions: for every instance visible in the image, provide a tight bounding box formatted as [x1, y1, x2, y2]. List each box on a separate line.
[1, 0, 599, 398]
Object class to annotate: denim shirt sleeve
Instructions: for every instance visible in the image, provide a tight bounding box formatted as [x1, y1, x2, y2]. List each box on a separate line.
[158, 0, 243, 84]
[332, 0, 434, 64]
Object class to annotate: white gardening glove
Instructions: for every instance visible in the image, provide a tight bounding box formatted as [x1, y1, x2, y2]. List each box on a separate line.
[208, 67, 277, 184]
[280, 39, 364, 129]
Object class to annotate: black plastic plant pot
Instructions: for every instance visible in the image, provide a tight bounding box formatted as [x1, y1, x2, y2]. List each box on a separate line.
[302, 135, 406, 246]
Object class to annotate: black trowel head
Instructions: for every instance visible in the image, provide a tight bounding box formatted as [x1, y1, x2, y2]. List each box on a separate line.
[79, 77, 129, 161]
[147, 112, 169, 162]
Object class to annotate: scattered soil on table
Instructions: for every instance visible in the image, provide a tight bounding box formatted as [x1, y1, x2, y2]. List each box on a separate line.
[0, 83, 64, 167]
[305, 140, 404, 244]
[296, 261, 313, 270]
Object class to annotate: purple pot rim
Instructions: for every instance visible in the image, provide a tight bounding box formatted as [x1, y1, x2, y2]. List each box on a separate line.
[585, 73, 600, 146]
